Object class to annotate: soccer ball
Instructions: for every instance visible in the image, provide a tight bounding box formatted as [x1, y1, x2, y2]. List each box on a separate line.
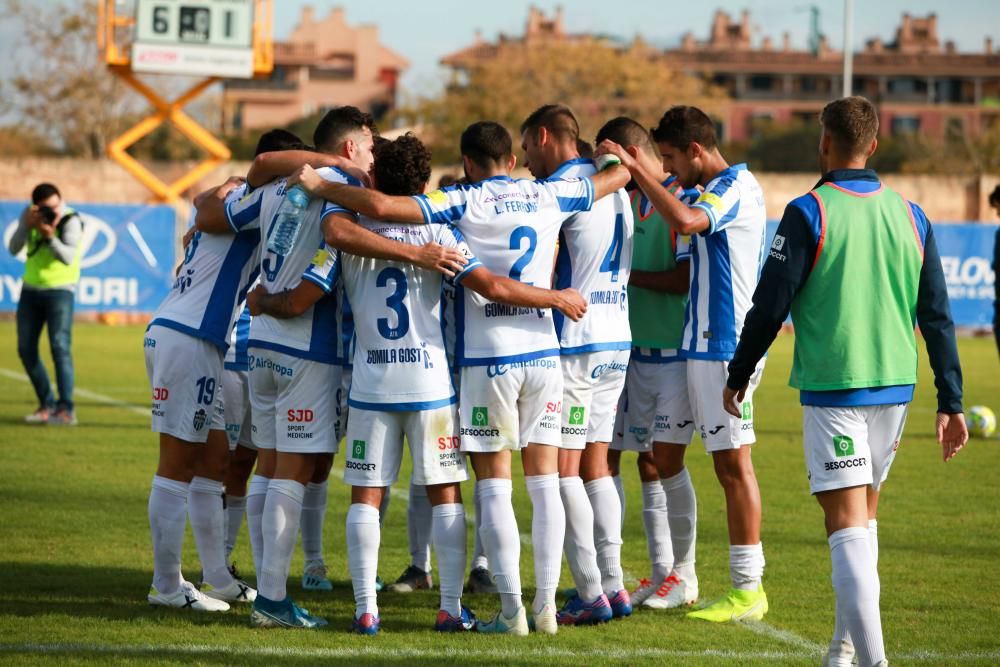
[966, 406, 996, 438]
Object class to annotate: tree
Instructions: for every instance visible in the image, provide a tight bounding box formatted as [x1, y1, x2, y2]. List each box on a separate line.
[397, 39, 726, 164]
[3, 0, 142, 158]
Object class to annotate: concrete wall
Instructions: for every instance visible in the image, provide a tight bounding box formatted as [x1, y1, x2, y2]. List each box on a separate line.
[1, 158, 997, 223]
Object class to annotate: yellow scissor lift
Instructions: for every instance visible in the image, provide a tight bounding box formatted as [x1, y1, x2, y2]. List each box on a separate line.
[98, 0, 273, 203]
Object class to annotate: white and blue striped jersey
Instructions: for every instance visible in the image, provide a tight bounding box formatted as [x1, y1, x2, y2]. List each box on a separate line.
[150, 184, 261, 351]
[682, 164, 767, 361]
[226, 167, 360, 364]
[412, 174, 595, 366]
[339, 217, 481, 411]
[224, 306, 252, 372]
[550, 158, 634, 354]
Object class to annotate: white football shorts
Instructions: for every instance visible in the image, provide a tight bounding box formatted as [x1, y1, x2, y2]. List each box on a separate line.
[687, 359, 763, 452]
[560, 349, 630, 449]
[611, 358, 694, 452]
[222, 368, 254, 451]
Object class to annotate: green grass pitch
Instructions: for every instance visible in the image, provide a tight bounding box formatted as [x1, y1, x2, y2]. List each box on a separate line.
[0, 323, 997, 665]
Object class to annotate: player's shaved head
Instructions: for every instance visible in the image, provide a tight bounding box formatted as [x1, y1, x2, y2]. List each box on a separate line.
[820, 96, 880, 159]
[596, 116, 658, 160]
[460, 121, 513, 170]
[372, 133, 432, 196]
[313, 106, 378, 153]
[520, 104, 580, 145]
[254, 129, 307, 156]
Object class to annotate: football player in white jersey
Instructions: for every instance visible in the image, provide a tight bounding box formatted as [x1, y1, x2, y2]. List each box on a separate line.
[288, 120, 630, 635]
[144, 181, 261, 613]
[518, 105, 634, 625]
[597, 117, 702, 611]
[598, 106, 769, 622]
[250, 133, 587, 634]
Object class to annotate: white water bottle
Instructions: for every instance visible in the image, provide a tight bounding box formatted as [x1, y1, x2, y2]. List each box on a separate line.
[266, 185, 310, 255]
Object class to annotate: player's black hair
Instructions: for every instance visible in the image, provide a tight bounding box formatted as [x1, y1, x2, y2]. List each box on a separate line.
[651, 106, 718, 151]
[520, 104, 580, 143]
[313, 106, 378, 153]
[988, 184, 1000, 207]
[460, 121, 513, 169]
[31, 182, 60, 205]
[596, 116, 658, 159]
[253, 129, 307, 157]
[373, 133, 432, 197]
[576, 138, 594, 158]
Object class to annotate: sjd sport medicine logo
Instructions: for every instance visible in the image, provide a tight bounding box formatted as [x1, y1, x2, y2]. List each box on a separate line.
[352, 440, 366, 460]
[833, 435, 855, 458]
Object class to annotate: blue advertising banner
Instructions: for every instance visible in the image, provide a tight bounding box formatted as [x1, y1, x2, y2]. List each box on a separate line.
[764, 221, 997, 327]
[1, 202, 176, 312]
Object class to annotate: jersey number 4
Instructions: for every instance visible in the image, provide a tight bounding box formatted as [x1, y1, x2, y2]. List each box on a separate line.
[599, 213, 625, 283]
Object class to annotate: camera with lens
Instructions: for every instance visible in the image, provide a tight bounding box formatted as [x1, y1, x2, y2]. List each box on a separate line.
[38, 206, 58, 224]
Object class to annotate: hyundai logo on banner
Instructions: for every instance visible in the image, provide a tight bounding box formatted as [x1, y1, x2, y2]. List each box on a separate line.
[0, 202, 176, 312]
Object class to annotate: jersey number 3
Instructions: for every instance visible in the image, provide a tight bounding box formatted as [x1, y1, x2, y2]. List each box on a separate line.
[376, 267, 409, 340]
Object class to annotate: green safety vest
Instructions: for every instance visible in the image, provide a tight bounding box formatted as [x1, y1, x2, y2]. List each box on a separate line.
[23, 208, 83, 289]
[789, 183, 923, 390]
[628, 189, 688, 349]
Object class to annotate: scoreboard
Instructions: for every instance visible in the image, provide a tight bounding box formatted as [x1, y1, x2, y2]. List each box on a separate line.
[131, 0, 256, 78]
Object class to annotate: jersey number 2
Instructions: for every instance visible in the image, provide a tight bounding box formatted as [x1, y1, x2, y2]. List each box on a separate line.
[508, 226, 537, 283]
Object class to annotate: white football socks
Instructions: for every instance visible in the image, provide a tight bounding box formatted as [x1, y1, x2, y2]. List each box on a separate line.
[408, 482, 433, 572]
[585, 476, 624, 594]
[560, 476, 603, 601]
[526, 473, 565, 614]
[346, 503, 381, 617]
[300, 480, 328, 565]
[148, 475, 189, 595]
[729, 543, 765, 591]
[829, 527, 885, 667]
[471, 483, 488, 570]
[258, 479, 305, 601]
[831, 519, 880, 648]
[477, 478, 522, 617]
[224, 494, 246, 563]
[662, 468, 698, 581]
[188, 476, 232, 589]
[612, 474, 626, 531]
[245, 475, 269, 580]
[431, 503, 466, 616]
[641, 480, 673, 583]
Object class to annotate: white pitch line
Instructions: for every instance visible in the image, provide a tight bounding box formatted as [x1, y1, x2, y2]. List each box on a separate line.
[2, 642, 998, 663]
[738, 620, 824, 653]
[0, 368, 148, 417]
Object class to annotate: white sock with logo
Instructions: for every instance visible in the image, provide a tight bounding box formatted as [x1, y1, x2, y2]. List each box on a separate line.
[346, 503, 381, 617]
[526, 473, 565, 614]
[245, 475, 269, 580]
[258, 479, 305, 601]
[662, 468, 697, 581]
[730, 543, 765, 591]
[612, 474, 626, 531]
[560, 476, 603, 601]
[586, 476, 624, 594]
[829, 527, 885, 667]
[148, 475, 189, 595]
[477, 478, 522, 617]
[642, 480, 673, 583]
[409, 482, 433, 573]
[471, 484, 488, 570]
[224, 494, 246, 563]
[188, 476, 233, 589]
[300, 480, 328, 565]
[432, 503, 466, 617]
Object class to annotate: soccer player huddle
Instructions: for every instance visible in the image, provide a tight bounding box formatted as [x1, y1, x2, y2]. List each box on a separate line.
[144, 97, 967, 664]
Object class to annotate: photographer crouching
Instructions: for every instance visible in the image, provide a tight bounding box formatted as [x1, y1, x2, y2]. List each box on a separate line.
[7, 183, 81, 425]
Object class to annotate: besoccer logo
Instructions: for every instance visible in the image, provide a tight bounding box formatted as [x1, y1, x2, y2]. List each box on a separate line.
[352, 440, 366, 460]
[569, 406, 586, 426]
[771, 234, 786, 251]
[742, 402, 753, 421]
[192, 408, 206, 431]
[472, 407, 489, 427]
[833, 435, 855, 458]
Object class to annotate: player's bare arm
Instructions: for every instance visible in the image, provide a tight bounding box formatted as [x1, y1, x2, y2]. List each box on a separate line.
[245, 282, 324, 319]
[194, 177, 246, 233]
[291, 164, 423, 223]
[461, 267, 588, 322]
[247, 149, 358, 189]
[322, 211, 467, 278]
[629, 260, 690, 294]
[587, 163, 631, 201]
[596, 140, 709, 235]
